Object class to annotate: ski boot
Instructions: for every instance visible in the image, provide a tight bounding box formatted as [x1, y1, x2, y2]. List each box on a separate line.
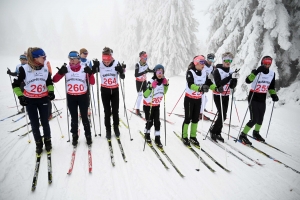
[86, 135, 92, 146]
[72, 134, 79, 147]
[136, 109, 142, 117]
[44, 137, 52, 152]
[36, 140, 43, 155]
[216, 133, 224, 143]
[253, 130, 265, 142]
[154, 136, 163, 149]
[114, 125, 120, 137]
[190, 137, 200, 148]
[145, 133, 151, 144]
[182, 137, 190, 146]
[106, 129, 112, 140]
[239, 133, 252, 145]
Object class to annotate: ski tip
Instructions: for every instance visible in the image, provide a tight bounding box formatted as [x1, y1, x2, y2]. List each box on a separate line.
[195, 169, 200, 172]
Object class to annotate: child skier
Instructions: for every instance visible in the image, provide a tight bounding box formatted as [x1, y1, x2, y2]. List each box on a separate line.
[53, 51, 95, 147]
[239, 56, 278, 145]
[12, 47, 54, 155]
[134, 51, 153, 117]
[143, 64, 169, 148]
[182, 55, 216, 147]
[209, 52, 239, 142]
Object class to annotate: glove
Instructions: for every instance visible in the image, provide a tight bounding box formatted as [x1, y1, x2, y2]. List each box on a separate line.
[231, 72, 240, 79]
[144, 68, 153, 74]
[92, 59, 100, 73]
[162, 78, 168, 85]
[7, 68, 12, 75]
[120, 73, 125, 79]
[18, 96, 27, 106]
[84, 66, 93, 75]
[151, 80, 158, 89]
[254, 65, 267, 75]
[199, 85, 209, 93]
[216, 86, 224, 93]
[229, 79, 237, 89]
[57, 64, 68, 75]
[115, 63, 123, 73]
[271, 94, 279, 102]
[48, 92, 55, 101]
[121, 63, 126, 68]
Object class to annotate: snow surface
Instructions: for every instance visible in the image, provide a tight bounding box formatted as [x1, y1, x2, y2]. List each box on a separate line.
[1, 56, 300, 200]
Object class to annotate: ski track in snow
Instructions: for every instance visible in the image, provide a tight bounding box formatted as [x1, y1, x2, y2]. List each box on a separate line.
[0, 66, 300, 200]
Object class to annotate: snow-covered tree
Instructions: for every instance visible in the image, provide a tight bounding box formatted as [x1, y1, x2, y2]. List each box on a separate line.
[207, 0, 300, 101]
[118, 0, 199, 76]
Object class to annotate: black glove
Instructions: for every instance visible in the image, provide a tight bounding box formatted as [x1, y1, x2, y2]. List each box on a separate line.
[48, 92, 55, 101]
[7, 68, 12, 75]
[92, 59, 100, 73]
[271, 94, 279, 102]
[216, 86, 224, 93]
[144, 68, 153, 74]
[84, 66, 93, 75]
[121, 63, 126, 68]
[120, 73, 125, 79]
[18, 96, 27, 106]
[254, 65, 267, 75]
[115, 63, 123, 73]
[229, 79, 237, 89]
[199, 85, 209, 93]
[57, 64, 68, 75]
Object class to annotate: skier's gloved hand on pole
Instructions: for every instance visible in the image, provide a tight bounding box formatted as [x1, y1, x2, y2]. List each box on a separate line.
[7, 68, 12, 75]
[229, 79, 237, 89]
[84, 65, 93, 75]
[92, 59, 100, 73]
[115, 63, 123, 73]
[215, 86, 224, 93]
[162, 78, 168, 86]
[48, 92, 55, 101]
[57, 64, 68, 75]
[18, 96, 27, 106]
[231, 72, 240, 79]
[151, 80, 158, 89]
[199, 85, 209, 93]
[271, 94, 279, 102]
[254, 65, 268, 75]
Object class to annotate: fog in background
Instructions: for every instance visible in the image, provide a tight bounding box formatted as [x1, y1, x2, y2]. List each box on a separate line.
[0, 0, 211, 63]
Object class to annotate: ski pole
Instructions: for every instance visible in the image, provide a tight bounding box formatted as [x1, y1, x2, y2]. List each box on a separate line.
[144, 89, 154, 151]
[119, 77, 132, 141]
[61, 63, 70, 142]
[168, 88, 185, 116]
[227, 89, 235, 140]
[163, 93, 167, 146]
[8, 73, 20, 113]
[95, 62, 102, 136]
[91, 86, 97, 115]
[87, 71, 97, 138]
[197, 97, 205, 172]
[52, 101, 64, 138]
[233, 97, 240, 123]
[266, 101, 275, 138]
[236, 73, 262, 141]
[130, 81, 144, 120]
[54, 84, 63, 99]
[24, 106, 31, 143]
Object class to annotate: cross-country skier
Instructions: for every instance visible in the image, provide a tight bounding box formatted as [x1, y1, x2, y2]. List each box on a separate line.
[239, 56, 278, 145]
[53, 51, 95, 147]
[93, 47, 125, 139]
[12, 47, 54, 155]
[209, 52, 239, 143]
[143, 64, 169, 148]
[182, 55, 216, 147]
[134, 51, 153, 117]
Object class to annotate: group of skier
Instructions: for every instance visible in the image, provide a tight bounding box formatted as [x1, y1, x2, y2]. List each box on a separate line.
[7, 47, 279, 155]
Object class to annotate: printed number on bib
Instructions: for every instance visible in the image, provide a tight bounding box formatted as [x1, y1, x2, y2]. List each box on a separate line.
[152, 96, 163, 104]
[30, 84, 46, 93]
[191, 91, 201, 96]
[68, 84, 84, 92]
[103, 78, 117, 85]
[255, 84, 268, 93]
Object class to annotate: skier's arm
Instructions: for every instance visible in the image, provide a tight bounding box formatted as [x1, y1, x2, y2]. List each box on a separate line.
[143, 81, 152, 98]
[46, 72, 54, 92]
[135, 63, 145, 77]
[213, 69, 232, 87]
[12, 67, 26, 97]
[245, 70, 256, 84]
[186, 71, 199, 92]
[268, 73, 276, 95]
[87, 74, 95, 85]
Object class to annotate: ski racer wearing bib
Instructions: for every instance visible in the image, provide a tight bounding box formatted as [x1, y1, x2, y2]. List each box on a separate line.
[53, 51, 95, 147]
[239, 56, 278, 145]
[12, 47, 54, 155]
[143, 64, 169, 148]
[209, 52, 239, 143]
[94, 47, 125, 139]
[134, 51, 153, 117]
[182, 55, 216, 147]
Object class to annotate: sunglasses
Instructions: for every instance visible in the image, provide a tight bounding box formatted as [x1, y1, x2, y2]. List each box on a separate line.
[156, 70, 163, 75]
[223, 59, 232, 63]
[208, 58, 214, 62]
[199, 60, 206, 65]
[83, 52, 88, 55]
[262, 58, 272, 65]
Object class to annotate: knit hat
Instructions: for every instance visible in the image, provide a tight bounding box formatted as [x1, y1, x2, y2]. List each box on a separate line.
[19, 54, 27, 60]
[80, 48, 88, 55]
[193, 55, 205, 65]
[154, 64, 164, 73]
[32, 49, 46, 58]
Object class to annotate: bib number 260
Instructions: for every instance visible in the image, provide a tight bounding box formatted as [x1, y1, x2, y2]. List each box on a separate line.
[68, 84, 84, 92]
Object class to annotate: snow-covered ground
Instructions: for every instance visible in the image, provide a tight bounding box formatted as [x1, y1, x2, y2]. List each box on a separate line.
[1, 57, 300, 200]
